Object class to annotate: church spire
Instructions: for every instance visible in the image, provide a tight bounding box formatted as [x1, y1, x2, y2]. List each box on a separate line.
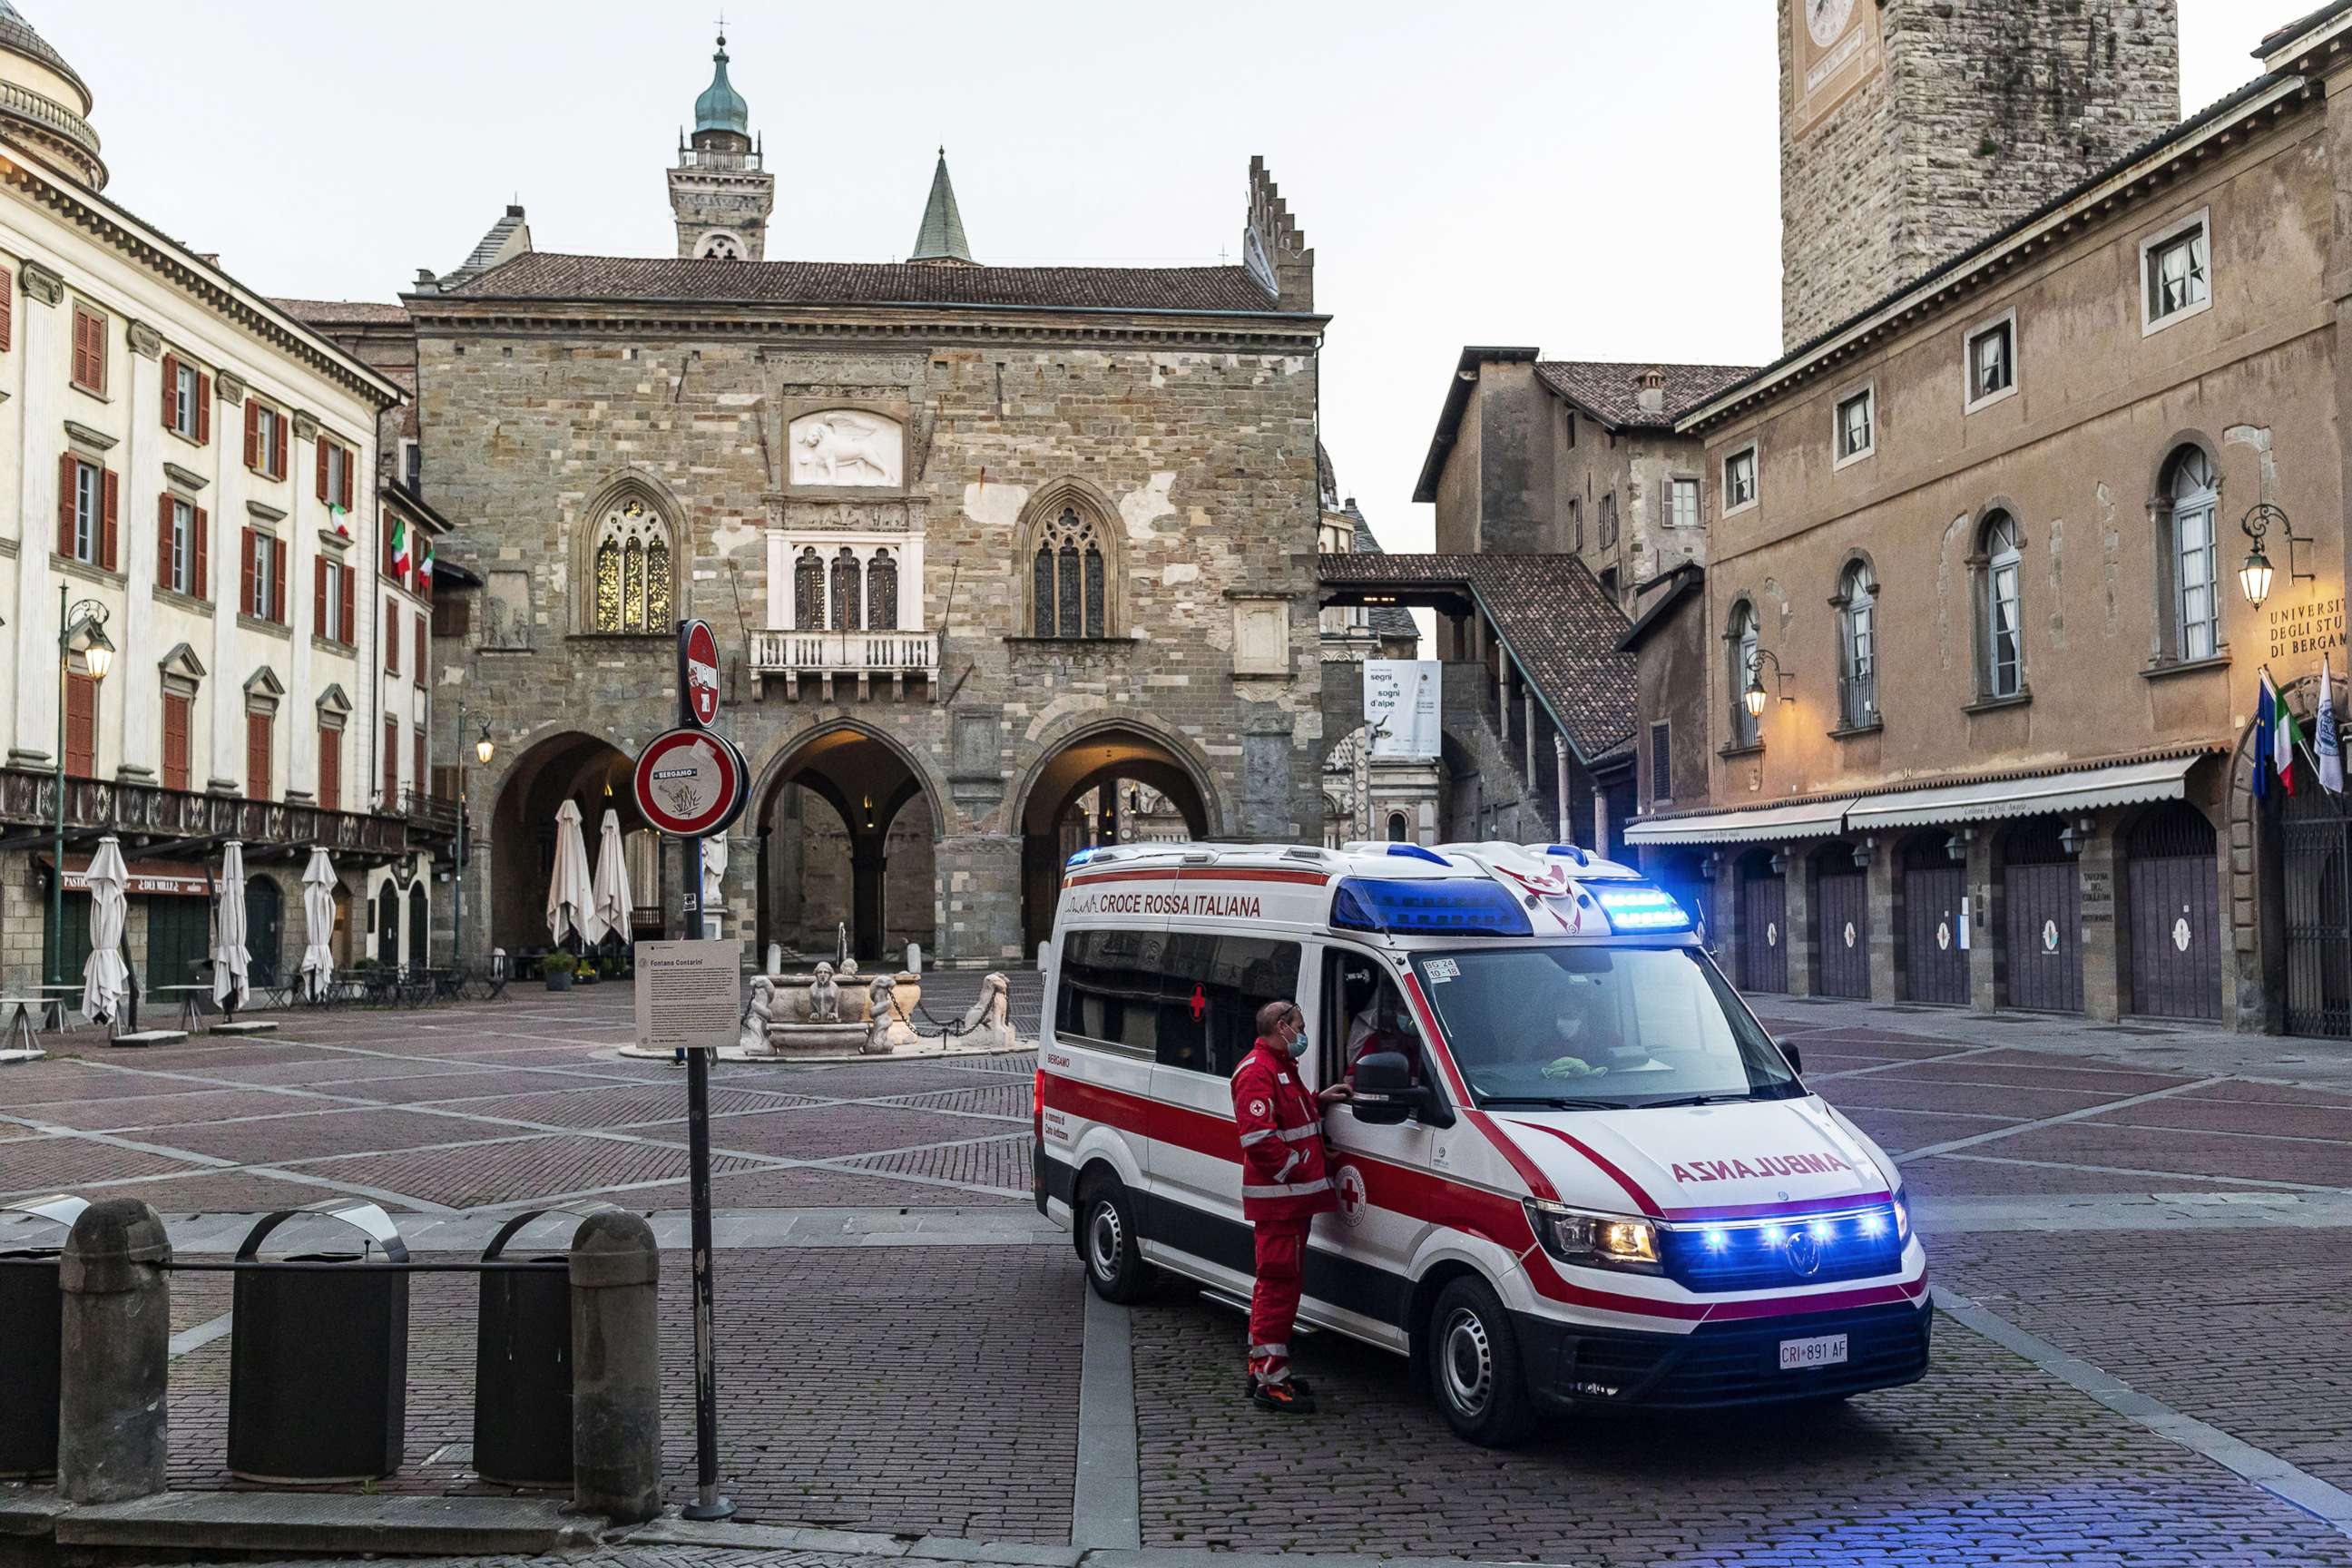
[906, 148, 977, 268]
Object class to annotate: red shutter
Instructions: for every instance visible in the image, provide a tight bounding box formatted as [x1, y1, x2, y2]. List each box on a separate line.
[386, 598, 398, 675]
[274, 417, 288, 481]
[270, 536, 286, 623]
[0, 270, 13, 352]
[244, 401, 260, 469]
[99, 468, 118, 572]
[383, 718, 399, 808]
[340, 562, 356, 648]
[313, 556, 328, 635]
[56, 452, 76, 556]
[158, 494, 175, 589]
[316, 436, 328, 502]
[341, 447, 355, 512]
[64, 672, 96, 779]
[162, 694, 191, 793]
[318, 726, 340, 811]
[162, 354, 178, 429]
[195, 375, 211, 446]
[240, 528, 258, 616]
[247, 712, 272, 802]
[414, 617, 426, 687]
[192, 508, 209, 602]
[414, 730, 426, 795]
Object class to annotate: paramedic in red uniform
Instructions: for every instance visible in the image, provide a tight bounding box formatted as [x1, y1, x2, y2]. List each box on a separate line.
[1232, 999, 1348, 1412]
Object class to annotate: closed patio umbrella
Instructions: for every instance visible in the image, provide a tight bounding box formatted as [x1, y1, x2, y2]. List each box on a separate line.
[547, 799, 600, 948]
[213, 842, 250, 1013]
[81, 837, 130, 1024]
[299, 848, 338, 1001]
[591, 808, 633, 949]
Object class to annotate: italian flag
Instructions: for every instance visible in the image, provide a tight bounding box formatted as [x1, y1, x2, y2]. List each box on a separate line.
[419, 537, 434, 583]
[2277, 676, 2304, 795]
[388, 515, 411, 578]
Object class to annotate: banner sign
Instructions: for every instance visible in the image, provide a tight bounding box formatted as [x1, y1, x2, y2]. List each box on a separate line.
[1364, 660, 1442, 759]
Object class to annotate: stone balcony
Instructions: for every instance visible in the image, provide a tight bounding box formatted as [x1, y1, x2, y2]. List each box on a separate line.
[747, 630, 939, 701]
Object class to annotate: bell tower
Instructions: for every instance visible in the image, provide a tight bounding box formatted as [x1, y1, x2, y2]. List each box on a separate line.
[668, 30, 775, 260]
[1780, 0, 2179, 348]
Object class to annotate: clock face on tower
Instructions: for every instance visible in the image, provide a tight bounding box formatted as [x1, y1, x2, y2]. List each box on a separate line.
[1808, 0, 1856, 46]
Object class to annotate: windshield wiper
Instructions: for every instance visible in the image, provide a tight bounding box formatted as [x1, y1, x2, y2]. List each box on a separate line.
[1635, 1093, 1759, 1108]
[1478, 1094, 1627, 1111]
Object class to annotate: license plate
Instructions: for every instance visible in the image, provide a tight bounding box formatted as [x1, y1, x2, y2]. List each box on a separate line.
[1779, 1333, 1848, 1371]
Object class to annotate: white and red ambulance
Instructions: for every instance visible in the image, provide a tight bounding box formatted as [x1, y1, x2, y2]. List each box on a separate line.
[1034, 839, 1930, 1445]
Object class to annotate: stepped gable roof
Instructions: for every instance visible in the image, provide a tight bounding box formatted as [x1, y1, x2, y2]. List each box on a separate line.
[1318, 551, 1634, 761]
[1535, 360, 1759, 432]
[437, 251, 1297, 314]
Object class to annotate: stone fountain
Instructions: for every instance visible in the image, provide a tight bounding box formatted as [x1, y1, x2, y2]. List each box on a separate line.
[740, 924, 921, 1057]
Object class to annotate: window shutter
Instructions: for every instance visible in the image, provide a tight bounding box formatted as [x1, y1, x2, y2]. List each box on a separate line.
[433, 594, 470, 638]
[162, 354, 178, 428]
[340, 449, 355, 512]
[100, 468, 118, 571]
[240, 528, 257, 615]
[316, 436, 328, 503]
[195, 375, 211, 445]
[384, 719, 399, 808]
[244, 401, 260, 469]
[163, 695, 191, 793]
[340, 561, 355, 647]
[248, 712, 272, 801]
[56, 452, 76, 556]
[158, 494, 175, 588]
[270, 536, 286, 622]
[318, 726, 339, 811]
[414, 617, 426, 685]
[386, 599, 398, 674]
[64, 673, 95, 778]
[414, 730, 426, 795]
[313, 556, 328, 634]
[192, 508, 209, 602]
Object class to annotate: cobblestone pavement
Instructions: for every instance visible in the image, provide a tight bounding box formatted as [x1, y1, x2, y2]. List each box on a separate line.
[7, 986, 2352, 1562]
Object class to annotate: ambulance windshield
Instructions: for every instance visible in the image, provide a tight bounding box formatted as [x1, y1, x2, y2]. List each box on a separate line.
[1409, 946, 1799, 1111]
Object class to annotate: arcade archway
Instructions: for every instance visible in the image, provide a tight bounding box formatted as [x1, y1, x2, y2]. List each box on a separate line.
[1017, 724, 1213, 952]
[489, 730, 654, 953]
[757, 725, 938, 965]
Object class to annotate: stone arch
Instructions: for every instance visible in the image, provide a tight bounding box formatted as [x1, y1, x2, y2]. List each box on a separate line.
[752, 717, 947, 965]
[1017, 476, 1123, 640]
[482, 727, 648, 954]
[573, 470, 687, 635]
[2146, 428, 2225, 509]
[2227, 674, 2331, 1033]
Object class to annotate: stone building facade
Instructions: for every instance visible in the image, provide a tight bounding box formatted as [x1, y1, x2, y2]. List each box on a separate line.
[400, 60, 1327, 968]
[1630, 5, 2352, 1039]
[1779, 0, 2180, 348]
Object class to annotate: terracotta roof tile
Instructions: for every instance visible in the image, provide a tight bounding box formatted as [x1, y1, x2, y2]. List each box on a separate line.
[1534, 360, 1759, 431]
[270, 297, 412, 327]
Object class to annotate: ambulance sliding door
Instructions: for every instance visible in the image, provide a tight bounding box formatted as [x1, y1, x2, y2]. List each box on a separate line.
[1314, 944, 1431, 1338]
[1053, 925, 1169, 1199]
[1142, 929, 1305, 1277]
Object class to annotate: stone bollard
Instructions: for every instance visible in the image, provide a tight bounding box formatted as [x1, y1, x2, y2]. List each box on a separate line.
[569, 1210, 662, 1523]
[58, 1198, 172, 1504]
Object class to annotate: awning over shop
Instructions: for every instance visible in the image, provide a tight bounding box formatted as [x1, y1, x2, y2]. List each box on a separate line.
[1623, 799, 1850, 847]
[1845, 754, 2201, 832]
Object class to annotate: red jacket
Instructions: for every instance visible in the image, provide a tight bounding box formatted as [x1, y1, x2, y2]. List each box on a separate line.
[1231, 1039, 1338, 1224]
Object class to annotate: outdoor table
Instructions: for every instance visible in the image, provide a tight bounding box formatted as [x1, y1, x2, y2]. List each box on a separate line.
[153, 984, 210, 1034]
[0, 996, 46, 1054]
[36, 983, 80, 1032]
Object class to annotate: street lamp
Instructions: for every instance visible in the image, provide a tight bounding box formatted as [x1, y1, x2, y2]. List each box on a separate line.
[2237, 502, 2311, 610]
[48, 593, 113, 994]
[452, 701, 495, 962]
[1744, 647, 1795, 720]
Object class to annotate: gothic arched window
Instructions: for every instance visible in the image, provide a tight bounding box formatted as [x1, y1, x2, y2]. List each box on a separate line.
[867, 548, 899, 631]
[830, 546, 862, 632]
[1033, 505, 1109, 638]
[590, 499, 673, 633]
[794, 546, 825, 630]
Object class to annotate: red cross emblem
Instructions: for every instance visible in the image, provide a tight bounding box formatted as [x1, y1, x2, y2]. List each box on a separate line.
[1190, 984, 1207, 1022]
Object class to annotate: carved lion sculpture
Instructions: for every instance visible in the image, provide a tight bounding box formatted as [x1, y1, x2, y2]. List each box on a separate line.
[794, 414, 897, 485]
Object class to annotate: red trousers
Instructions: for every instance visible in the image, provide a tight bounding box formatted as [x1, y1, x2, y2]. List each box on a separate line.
[1248, 1219, 1309, 1386]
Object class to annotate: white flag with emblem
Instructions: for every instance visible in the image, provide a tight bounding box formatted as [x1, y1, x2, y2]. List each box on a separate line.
[2321, 652, 2345, 795]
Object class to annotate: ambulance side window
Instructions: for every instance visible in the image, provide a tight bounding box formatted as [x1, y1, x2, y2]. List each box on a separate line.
[1156, 933, 1301, 1079]
[1054, 927, 1166, 1057]
[1322, 947, 1415, 1082]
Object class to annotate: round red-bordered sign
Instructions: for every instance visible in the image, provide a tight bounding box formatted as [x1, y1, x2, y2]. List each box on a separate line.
[680, 620, 721, 728]
[632, 728, 749, 838]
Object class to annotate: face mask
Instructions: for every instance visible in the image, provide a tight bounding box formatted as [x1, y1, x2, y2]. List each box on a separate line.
[1286, 1024, 1309, 1060]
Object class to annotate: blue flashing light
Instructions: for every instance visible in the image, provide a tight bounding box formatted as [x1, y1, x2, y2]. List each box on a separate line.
[1065, 848, 1097, 870]
[1385, 843, 1451, 867]
[1808, 1220, 1834, 1242]
[1545, 844, 1591, 867]
[1590, 880, 1696, 933]
[1702, 1228, 1728, 1250]
[1760, 1225, 1786, 1246]
[1858, 1211, 1886, 1236]
[1331, 877, 1534, 938]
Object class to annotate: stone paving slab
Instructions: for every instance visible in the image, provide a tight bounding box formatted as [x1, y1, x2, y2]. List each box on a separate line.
[280, 1133, 773, 1209]
[711, 1105, 1015, 1162]
[1979, 1122, 2352, 1186]
[0, 1134, 208, 1195]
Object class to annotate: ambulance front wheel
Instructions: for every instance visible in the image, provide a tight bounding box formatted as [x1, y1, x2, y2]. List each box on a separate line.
[1427, 1276, 1534, 1447]
[1079, 1176, 1154, 1303]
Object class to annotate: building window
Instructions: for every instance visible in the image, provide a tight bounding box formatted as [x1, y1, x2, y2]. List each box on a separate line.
[1650, 720, 1672, 805]
[246, 403, 289, 480]
[1966, 316, 2016, 408]
[164, 355, 210, 442]
[1031, 505, 1109, 638]
[1981, 512, 2024, 699]
[1835, 388, 1874, 466]
[1599, 492, 1619, 549]
[2160, 446, 2221, 662]
[1385, 811, 1408, 843]
[1727, 600, 1759, 750]
[242, 529, 286, 623]
[1837, 562, 1877, 730]
[399, 438, 422, 493]
[1567, 497, 1583, 553]
[793, 545, 825, 629]
[1671, 477, 1700, 530]
[587, 498, 672, 633]
[2143, 213, 2210, 331]
[318, 438, 354, 513]
[867, 547, 899, 630]
[1723, 446, 1758, 514]
[830, 547, 863, 632]
[58, 456, 115, 567]
[160, 496, 200, 594]
[70, 305, 106, 395]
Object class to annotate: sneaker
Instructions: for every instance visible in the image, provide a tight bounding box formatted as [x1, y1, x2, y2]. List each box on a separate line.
[1249, 1379, 1317, 1414]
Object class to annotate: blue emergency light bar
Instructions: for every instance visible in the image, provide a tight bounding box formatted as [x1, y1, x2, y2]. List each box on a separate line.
[1066, 848, 1097, 869]
[1544, 844, 1591, 867]
[1331, 877, 1534, 937]
[1589, 880, 1696, 932]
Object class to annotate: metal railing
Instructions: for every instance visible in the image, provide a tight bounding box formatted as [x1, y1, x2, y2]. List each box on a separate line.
[747, 629, 938, 677]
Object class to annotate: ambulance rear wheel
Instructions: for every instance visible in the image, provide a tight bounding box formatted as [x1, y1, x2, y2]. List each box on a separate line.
[1428, 1277, 1534, 1446]
[1080, 1178, 1153, 1303]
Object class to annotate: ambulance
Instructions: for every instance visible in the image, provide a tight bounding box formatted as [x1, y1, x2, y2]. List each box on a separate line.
[1033, 839, 1930, 1446]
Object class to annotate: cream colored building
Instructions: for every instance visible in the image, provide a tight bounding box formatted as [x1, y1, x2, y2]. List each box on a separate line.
[0, 5, 444, 995]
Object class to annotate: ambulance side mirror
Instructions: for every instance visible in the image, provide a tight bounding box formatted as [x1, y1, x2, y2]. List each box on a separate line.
[1778, 1038, 1803, 1076]
[1348, 1051, 1454, 1129]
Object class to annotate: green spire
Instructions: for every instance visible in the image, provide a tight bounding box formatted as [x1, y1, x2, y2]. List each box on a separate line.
[693, 32, 749, 138]
[907, 148, 975, 267]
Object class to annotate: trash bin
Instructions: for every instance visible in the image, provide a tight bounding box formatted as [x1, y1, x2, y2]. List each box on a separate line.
[0, 1196, 90, 1479]
[473, 1209, 583, 1488]
[227, 1200, 408, 1484]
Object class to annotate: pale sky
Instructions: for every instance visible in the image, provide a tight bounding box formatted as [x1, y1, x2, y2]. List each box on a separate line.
[44, 1, 2267, 553]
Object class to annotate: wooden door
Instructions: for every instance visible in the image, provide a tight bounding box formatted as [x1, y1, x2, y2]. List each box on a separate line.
[145, 897, 211, 990]
[2004, 861, 2083, 1014]
[2128, 855, 2221, 1020]
[244, 878, 283, 985]
[1903, 863, 1970, 1005]
[1815, 867, 1870, 999]
[1739, 869, 1788, 994]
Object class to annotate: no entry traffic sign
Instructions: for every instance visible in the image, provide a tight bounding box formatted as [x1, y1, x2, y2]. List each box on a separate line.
[680, 620, 721, 728]
[632, 727, 749, 838]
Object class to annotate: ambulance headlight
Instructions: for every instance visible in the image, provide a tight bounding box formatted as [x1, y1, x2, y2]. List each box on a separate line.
[1522, 1199, 1661, 1274]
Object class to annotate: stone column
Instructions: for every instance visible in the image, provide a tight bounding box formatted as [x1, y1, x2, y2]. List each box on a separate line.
[2080, 813, 2122, 1022]
[1967, 828, 1999, 1010]
[1495, 657, 1511, 746]
[1553, 734, 1571, 843]
[115, 322, 167, 784]
[1864, 840, 1898, 1001]
[933, 832, 1022, 968]
[7, 262, 67, 768]
[206, 376, 251, 793]
[1523, 690, 1536, 787]
[765, 528, 789, 628]
[569, 1210, 662, 1524]
[1783, 849, 1815, 997]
